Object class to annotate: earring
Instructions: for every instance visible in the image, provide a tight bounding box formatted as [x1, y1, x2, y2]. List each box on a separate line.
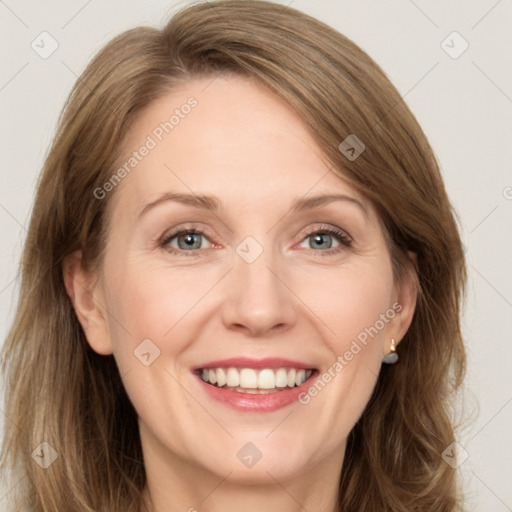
[382, 338, 399, 364]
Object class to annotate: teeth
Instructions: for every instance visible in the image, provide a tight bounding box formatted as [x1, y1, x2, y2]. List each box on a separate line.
[226, 368, 240, 387]
[287, 368, 296, 387]
[216, 368, 226, 387]
[258, 369, 276, 389]
[295, 369, 306, 386]
[240, 369, 258, 388]
[199, 367, 313, 391]
[275, 368, 288, 388]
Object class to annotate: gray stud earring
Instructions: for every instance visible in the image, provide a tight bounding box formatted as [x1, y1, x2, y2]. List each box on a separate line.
[382, 338, 399, 364]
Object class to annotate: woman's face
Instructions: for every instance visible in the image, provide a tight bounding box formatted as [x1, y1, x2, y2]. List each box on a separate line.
[73, 75, 415, 488]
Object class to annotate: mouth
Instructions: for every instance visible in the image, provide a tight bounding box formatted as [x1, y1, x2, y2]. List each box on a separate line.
[191, 358, 318, 412]
[195, 366, 315, 394]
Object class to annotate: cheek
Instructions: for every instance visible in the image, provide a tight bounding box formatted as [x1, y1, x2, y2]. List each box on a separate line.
[100, 258, 179, 362]
[100, 261, 206, 449]
[291, 265, 394, 453]
[102, 257, 226, 371]
[297, 261, 395, 352]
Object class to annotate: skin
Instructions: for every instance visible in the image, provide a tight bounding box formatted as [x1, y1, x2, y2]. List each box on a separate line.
[64, 74, 417, 512]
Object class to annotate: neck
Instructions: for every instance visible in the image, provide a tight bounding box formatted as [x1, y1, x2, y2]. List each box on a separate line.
[142, 476, 342, 512]
[140, 438, 345, 512]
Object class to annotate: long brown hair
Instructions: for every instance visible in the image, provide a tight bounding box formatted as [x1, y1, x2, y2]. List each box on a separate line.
[0, 1, 466, 510]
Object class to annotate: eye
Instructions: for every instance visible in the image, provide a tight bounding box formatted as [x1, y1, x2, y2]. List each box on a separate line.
[161, 228, 212, 256]
[159, 224, 352, 257]
[298, 226, 352, 254]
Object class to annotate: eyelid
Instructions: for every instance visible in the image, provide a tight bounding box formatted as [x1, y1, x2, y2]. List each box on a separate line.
[160, 222, 214, 243]
[299, 224, 352, 243]
[293, 225, 353, 256]
[160, 226, 216, 251]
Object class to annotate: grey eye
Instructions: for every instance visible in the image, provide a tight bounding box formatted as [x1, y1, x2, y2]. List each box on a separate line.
[299, 232, 340, 251]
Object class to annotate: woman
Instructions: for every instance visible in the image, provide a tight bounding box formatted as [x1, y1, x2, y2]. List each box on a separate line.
[0, 1, 466, 511]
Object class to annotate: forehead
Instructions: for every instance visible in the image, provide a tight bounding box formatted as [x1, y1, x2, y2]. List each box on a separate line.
[107, 74, 368, 217]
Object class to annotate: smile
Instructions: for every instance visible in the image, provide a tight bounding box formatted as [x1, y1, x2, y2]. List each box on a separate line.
[198, 367, 314, 393]
[192, 357, 318, 411]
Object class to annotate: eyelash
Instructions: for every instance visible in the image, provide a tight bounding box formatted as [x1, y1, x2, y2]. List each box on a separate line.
[159, 224, 352, 258]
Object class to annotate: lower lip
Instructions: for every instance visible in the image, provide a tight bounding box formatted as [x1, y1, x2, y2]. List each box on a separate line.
[194, 371, 317, 412]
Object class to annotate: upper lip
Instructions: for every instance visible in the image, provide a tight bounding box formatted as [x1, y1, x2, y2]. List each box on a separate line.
[192, 357, 316, 371]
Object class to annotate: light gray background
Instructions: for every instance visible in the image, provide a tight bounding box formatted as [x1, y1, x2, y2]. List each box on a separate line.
[1, 1, 511, 510]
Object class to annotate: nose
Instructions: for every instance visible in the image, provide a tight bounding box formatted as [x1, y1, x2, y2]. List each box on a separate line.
[220, 244, 297, 338]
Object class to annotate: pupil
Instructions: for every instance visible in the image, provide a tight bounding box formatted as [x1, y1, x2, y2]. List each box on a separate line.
[313, 233, 331, 249]
[179, 233, 200, 249]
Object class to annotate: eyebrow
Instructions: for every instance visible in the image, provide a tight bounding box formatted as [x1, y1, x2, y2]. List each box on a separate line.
[138, 192, 368, 219]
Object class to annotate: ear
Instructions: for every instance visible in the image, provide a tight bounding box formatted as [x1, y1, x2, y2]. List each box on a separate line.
[62, 251, 113, 355]
[388, 250, 418, 350]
